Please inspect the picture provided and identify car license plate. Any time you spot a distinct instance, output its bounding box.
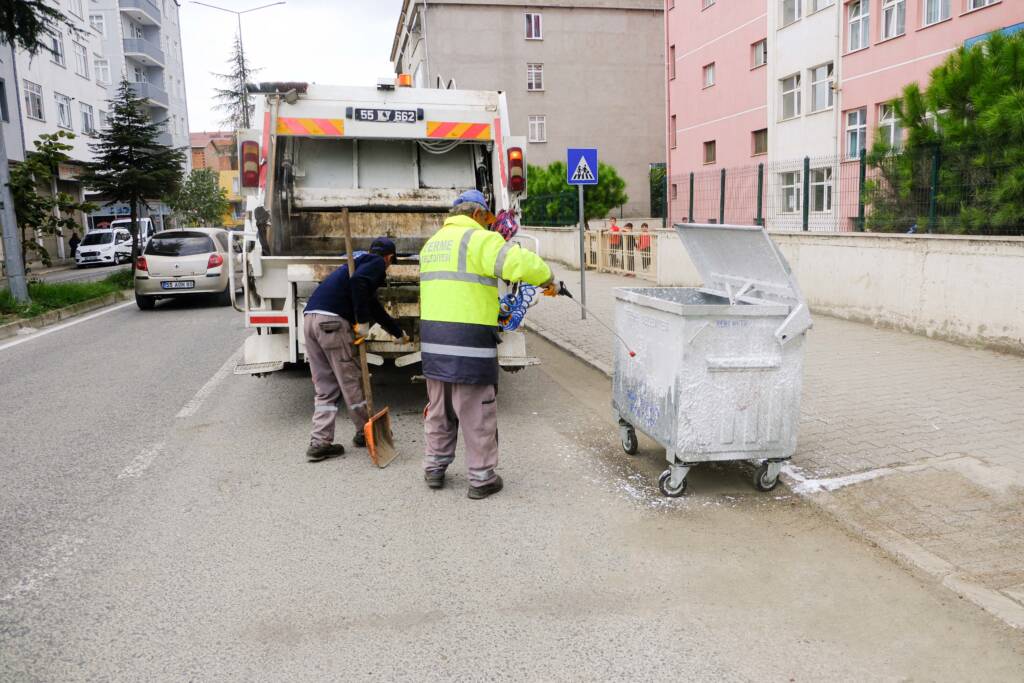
[161,280,195,290]
[354,108,417,123]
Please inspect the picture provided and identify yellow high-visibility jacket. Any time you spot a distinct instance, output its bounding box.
[419,214,551,384]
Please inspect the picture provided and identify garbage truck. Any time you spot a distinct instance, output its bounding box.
[231,79,533,376]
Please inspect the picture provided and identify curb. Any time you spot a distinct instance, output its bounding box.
[0,290,133,342]
[525,319,614,378]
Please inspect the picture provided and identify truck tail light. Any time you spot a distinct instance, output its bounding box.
[241,140,259,188]
[508,147,525,193]
[207,253,224,269]
[136,256,148,272]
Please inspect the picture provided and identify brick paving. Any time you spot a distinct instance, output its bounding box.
[528,263,1024,623]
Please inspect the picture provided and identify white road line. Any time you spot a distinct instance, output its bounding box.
[176,346,243,419]
[0,301,134,353]
[117,442,166,479]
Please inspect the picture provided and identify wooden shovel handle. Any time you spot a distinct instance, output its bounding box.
[341,208,374,416]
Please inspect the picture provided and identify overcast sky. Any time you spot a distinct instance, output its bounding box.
[181,0,404,132]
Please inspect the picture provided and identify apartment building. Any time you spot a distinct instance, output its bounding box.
[391,0,665,216]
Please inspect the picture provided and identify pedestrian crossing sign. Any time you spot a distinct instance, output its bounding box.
[567,148,599,186]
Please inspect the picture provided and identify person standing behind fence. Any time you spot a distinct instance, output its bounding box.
[623,223,635,275]
[638,223,652,273]
[608,217,622,268]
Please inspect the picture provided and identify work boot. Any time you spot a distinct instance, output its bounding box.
[306,442,345,462]
[467,475,503,500]
[352,431,366,448]
[424,470,445,489]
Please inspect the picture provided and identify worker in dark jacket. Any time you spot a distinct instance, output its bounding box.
[302,237,406,461]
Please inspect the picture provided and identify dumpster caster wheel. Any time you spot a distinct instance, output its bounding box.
[621,429,639,455]
[754,463,780,492]
[658,469,687,497]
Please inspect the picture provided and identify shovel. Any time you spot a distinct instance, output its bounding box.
[341,208,399,468]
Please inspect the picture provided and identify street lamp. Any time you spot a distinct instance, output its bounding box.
[190,1,286,128]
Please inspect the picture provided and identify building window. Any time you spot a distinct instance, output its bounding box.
[923,0,950,24]
[95,57,110,85]
[55,92,73,129]
[68,0,83,17]
[129,21,143,39]
[781,0,801,26]
[846,107,867,158]
[89,13,105,36]
[671,183,678,200]
[528,115,546,142]
[809,0,835,11]
[80,103,95,135]
[878,103,903,149]
[881,0,905,39]
[703,140,716,165]
[670,115,677,148]
[527,63,544,91]
[98,109,108,129]
[525,12,542,39]
[752,128,768,155]
[781,171,802,213]
[811,168,833,212]
[47,30,65,66]
[669,45,676,79]
[133,65,148,83]
[809,62,834,112]
[0,79,8,122]
[702,0,715,8]
[848,1,869,51]
[752,39,767,68]
[702,63,715,88]
[73,42,89,78]
[968,0,995,8]
[23,80,44,120]
[781,73,801,119]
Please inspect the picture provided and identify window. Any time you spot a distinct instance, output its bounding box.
[73,43,89,78]
[670,115,677,148]
[809,62,834,112]
[848,1,869,51]
[525,12,542,39]
[923,0,949,25]
[47,30,65,66]
[23,80,44,120]
[752,128,768,155]
[528,115,546,142]
[781,171,802,213]
[671,184,678,200]
[811,168,833,212]
[133,65,148,83]
[80,103,95,135]
[98,109,108,129]
[969,0,996,8]
[846,107,867,158]
[703,140,716,165]
[703,62,715,88]
[878,103,903,148]
[881,0,905,39]
[781,74,801,119]
[702,0,715,8]
[752,39,767,68]
[669,45,676,79]
[89,13,105,35]
[782,0,801,26]
[55,92,73,129]
[809,0,835,10]
[129,21,143,39]
[95,57,110,84]
[527,63,543,91]
[0,79,8,122]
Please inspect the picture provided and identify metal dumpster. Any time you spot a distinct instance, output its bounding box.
[612,223,813,496]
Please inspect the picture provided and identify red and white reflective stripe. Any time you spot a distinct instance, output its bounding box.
[249,314,289,326]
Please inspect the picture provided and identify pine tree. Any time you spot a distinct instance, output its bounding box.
[212,34,258,130]
[81,79,186,276]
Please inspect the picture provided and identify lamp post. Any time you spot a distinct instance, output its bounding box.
[191,1,286,129]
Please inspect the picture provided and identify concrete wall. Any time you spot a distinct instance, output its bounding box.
[524,226,1024,354]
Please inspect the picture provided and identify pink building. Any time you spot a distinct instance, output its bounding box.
[666,0,767,225]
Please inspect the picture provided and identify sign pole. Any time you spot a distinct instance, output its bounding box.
[578,184,586,320]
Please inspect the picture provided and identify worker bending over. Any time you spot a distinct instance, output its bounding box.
[419,190,555,498]
[303,237,405,462]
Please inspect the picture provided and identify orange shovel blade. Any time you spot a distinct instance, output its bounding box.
[364,406,398,468]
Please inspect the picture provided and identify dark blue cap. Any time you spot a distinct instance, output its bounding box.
[369,236,397,256]
[453,189,489,212]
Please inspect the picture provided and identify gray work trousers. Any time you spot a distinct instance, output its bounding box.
[304,313,367,446]
[424,379,499,487]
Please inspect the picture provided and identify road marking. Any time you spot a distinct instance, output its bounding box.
[0,301,134,353]
[117,442,166,479]
[177,346,243,418]
[1,535,84,602]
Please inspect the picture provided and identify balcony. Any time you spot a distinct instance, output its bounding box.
[119,0,161,26]
[155,131,173,147]
[129,81,169,109]
[123,38,164,67]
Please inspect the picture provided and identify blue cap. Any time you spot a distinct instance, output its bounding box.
[452,189,489,212]
[369,236,397,256]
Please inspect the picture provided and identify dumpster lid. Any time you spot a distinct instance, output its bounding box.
[675,223,813,343]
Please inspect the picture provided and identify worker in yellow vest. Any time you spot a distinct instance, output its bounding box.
[419,190,555,499]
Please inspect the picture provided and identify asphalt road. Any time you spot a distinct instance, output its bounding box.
[1,299,1023,680]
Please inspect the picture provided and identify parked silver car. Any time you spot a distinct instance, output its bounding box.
[134,228,241,310]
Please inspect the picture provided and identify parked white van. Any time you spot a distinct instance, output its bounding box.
[74,228,133,267]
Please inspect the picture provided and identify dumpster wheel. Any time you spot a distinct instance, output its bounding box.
[658,469,687,497]
[754,463,781,492]
[621,428,639,455]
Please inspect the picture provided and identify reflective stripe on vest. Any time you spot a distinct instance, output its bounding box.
[420,342,498,358]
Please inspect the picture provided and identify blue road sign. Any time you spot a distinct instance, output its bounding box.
[567,148,598,186]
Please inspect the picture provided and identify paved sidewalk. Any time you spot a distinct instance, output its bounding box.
[528,264,1024,628]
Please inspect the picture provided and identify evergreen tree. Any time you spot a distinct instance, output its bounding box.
[212,34,258,130]
[168,168,230,226]
[81,80,186,275]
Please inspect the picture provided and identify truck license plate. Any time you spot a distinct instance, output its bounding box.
[354,108,417,123]
[161,280,195,289]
